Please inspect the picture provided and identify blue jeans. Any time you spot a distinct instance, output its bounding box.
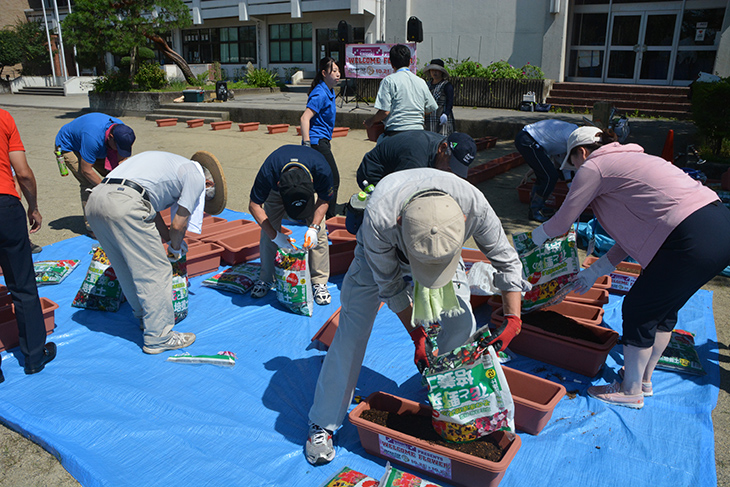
[514,129,561,203]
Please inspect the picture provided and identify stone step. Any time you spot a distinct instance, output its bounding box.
[547,89,690,104]
[553,82,690,96]
[545,96,691,112]
[549,103,692,120]
[145,113,223,123]
[16,87,65,96]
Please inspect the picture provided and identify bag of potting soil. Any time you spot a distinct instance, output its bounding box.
[167,351,236,367]
[171,256,188,324]
[513,226,580,313]
[318,466,379,487]
[379,462,445,487]
[424,325,515,443]
[655,329,706,376]
[202,262,261,294]
[274,247,313,317]
[72,247,125,312]
[34,259,80,285]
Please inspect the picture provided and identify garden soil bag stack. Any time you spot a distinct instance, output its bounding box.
[274,247,313,316]
[513,226,580,312]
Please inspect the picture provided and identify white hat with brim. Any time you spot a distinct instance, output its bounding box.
[402,193,465,289]
[191,151,227,215]
[560,127,603,171]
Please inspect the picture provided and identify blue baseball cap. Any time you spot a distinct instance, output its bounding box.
[111,124,136,158]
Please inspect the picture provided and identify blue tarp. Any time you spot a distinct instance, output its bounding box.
[0,209,719,486]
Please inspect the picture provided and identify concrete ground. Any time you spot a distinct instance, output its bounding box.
[0,93,727,487]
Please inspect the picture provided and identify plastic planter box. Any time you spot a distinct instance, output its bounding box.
[583,256,642,294]
[210,121,232,131]
[186,118,205,128]
[328,229,357,244]
[474,136,498,151]
[0,285,11,308]
[215,226,292,265]
[239,122,260,132]
[0,297,59,352]
[329,240,357,276]
[349,391,521,487]
[332,127,350,138]
[181,216,229,240]
[366,121,385,142]
[542,300,604,327]
[492,307,619,377]
[564,287,609,307]
[325,216,348,233]
[267,124,290,134]
[467,153,524,185]
[196,219,256,242]
[185,242,224,277]
[502,366,566,435]
[312,307,341,347]
[155,118,178,127]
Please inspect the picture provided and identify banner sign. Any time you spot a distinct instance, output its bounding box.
[344,43,417,79]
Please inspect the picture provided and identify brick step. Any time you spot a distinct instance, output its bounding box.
[546,97,691,112]
[149,108,229,120]
[549,103,692,119]
[16,87,65,96]
[145,113,223,123]
[548,89,689,104]
[552,82,690,96]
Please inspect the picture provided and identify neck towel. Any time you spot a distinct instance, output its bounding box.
[411,280,464,327]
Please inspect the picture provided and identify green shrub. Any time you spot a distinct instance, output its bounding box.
[92,71,132,92]
[521,63,544,80]
[691,78,730,156]
[134,62,167,91]
[431,58,544,80]
[245,67,279,88]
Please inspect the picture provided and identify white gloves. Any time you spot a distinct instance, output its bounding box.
[166,240,188,262]
[303,227,318,250]
[531,224,549,247]
[439,113,448,125]
[574,253,615,294]
[272,231,295,252]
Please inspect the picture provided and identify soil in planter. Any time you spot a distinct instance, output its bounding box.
[523,310,603,344]
[615,265,641,275]
[359,408,506,462]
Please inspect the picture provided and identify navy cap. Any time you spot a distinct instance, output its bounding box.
[446,132,476,179]
[111,124,136,158]
[279,165,315,221]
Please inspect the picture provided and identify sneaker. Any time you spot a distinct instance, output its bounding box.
[24,342,57,375]
[251,280,272,298]
[587,380,644,409]
[618,368,653,397]
[313,283,331,305]
[30,241,42,254]
[305,422,335,465]
[143,331,196,355]
[528,207,555,223]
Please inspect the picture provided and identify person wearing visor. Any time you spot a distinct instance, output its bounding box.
[55,113,136,235]
[530,126,730,409]
[85,150,227,355]
[356,130,477,189]
[249,145,334,305]
[305,168,529,465]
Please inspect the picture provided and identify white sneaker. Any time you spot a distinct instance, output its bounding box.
[143,331,196,354]
[305,422,335,465]
[251,280,272,298]
[313,283,331,305]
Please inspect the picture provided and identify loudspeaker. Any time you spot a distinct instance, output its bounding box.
[338,20,352,44]
[407,16,423,43]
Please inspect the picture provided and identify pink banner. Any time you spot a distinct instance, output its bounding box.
[344,43,417,79]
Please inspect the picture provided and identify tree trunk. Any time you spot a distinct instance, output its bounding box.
[145,33,197,86]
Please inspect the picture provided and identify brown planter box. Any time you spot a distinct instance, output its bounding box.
[349,391,521,487]
[0,285,11,308]
[159,209,223,227]
[583,256,641,294]
[295,126,302,136]
[267,124,290,134]
[186,118,205,128]
[332,127,350,138]
[492,306,619,377]
[329,240,357,276]
[155,118,178,127]
[474,136,498,151]
[0,297,59,352]
[215,226,292,265]
[564,287,609,307]
[467,153,524,185]
[195,219,256,242]
[325,215,348,233]
[542,300,604,327]
[239,122,260,132]
[328,228,357,244]
[502,366,566,435]
[517,180,569,207]
[592,274,612,290]
[185,241,224,277]
[210,121,232,131]
[177,216,228,240]
[366,121,384,142]
[311,302,383,347]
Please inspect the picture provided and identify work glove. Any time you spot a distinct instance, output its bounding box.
[530,224,549,247]
[575,253,615,294]
[439,113,448,125]
[166,240,188,262]
[302,227,318,250]
[409,326,433,374]
[272,231,296,252]
[482,314,522,352]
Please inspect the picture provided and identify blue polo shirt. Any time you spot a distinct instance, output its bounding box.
[306,81,336,145]
[250,145,334,205]
[55,112,123,163]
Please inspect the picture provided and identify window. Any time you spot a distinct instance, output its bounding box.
[182,26,257,64]
[269,23,313,63]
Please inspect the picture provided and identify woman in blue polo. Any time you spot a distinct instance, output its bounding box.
[300,57,341,219]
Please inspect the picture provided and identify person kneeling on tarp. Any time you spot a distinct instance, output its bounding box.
[85,151,227,354]
[304,168,530,465]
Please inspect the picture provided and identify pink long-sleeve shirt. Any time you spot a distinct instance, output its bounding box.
[543,143,719,268]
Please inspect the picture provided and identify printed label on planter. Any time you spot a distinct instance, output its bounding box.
[609,272,637,292]
[377,435,452,479]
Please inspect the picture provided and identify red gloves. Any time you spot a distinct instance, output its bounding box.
[409,326,431,373]
[490,315,522,351]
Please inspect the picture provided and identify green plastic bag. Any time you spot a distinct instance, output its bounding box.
[274,248,313,316]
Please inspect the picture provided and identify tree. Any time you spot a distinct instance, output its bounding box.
[0,29,23,76]
[62,0,195,84]
[0,21,50,77]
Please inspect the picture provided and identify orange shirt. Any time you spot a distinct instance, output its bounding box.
[0,109,23,198]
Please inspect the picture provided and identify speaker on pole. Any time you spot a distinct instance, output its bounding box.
[338,20,352,44]
[407,16,423,43]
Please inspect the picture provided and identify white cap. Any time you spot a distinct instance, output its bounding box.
[560,127,603,171]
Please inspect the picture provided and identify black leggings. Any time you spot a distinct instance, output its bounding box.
[622,201,730,347]
[312,138,340,218]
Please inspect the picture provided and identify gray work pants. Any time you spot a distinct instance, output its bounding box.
[308,243,475,431]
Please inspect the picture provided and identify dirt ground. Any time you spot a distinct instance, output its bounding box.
[0,106,728,486]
